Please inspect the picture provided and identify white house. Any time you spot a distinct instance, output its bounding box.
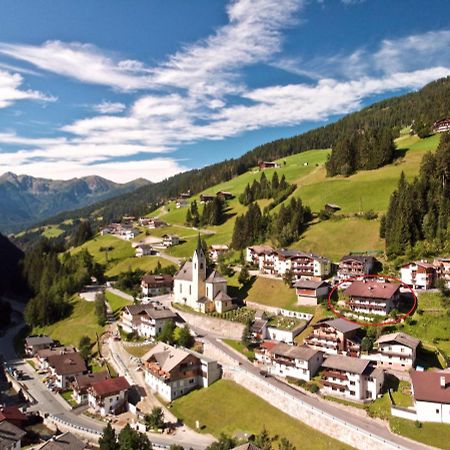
[135,244,157,257]
[142,343,221,401]
[321,355,384,401]
[433,257,450,287]
[374,332,420,370]
[294,279,330,306]
[87,376,130,416]
[36,346,75,370]
[410,370,450,423]
[268,343,323,381]
[209,244,229,262]
[246,245,275,270]
[173,238,235,313]
[46,352,87,389]
[274,249,331,280]
[73,371,110,405]
[400,261,436,290]
[162,234,180,247]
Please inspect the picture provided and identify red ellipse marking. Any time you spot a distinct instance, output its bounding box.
[327,273,417,327]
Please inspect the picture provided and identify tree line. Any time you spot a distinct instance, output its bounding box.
[22,239,104,326]
[382,133,450,257]
[186,197,226,227]
[231,197,312,249]
[239,172,293,205]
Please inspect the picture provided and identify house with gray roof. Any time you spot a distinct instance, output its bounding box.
[173,236,235,313]
[321,355,384,401]
[0,420,26,450]
[24,335,54,356]
[39,432,86,450]
[374,332,421,370]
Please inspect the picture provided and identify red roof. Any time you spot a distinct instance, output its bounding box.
[411,371,450,404]
[344,280,400,300]
[260,340,278,351]
[0,406,27,424]
[90,376,130,398]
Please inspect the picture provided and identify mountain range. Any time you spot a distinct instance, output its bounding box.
[0,173,150,233]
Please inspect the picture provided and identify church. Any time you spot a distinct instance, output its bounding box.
[173,237,235,314]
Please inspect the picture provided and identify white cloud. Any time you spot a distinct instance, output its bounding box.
[0,69,55,108]
[93,101,126,114]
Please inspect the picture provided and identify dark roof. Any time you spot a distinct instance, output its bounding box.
[37,346,76,360]
[25,335,54,346]
[47,352,87,376]
[214,291,233,302]
[174,261,193,281]
[206,269,227,283]
[141,274,173,287]
[74,371,110,391]
[0,406,27,424]
[411,371,450,404]
[270,343,321,361]
[90,376,130,398]
[294,279,330,290]
[251,319,268,334]
[322,355,371,375]
[0,421,26,448]
[276,249,329,262]
[344,281,400,300]
[39,432,86,450]
[340,254,377,264]
[318,318,360,333]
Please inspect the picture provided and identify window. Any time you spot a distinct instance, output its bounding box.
[350,381,355,386]
[200,263,204,269]
[189,285,192,295]
[436,409,439,414]
[179,284,182,293]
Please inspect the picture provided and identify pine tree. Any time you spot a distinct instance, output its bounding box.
[99,423,119,450]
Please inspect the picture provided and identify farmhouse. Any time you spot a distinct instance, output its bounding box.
[176,199,188,208]
[374,332,420,370]
[24,335,54,356]
[162,234,180,247]
[47,352,87,389]
[321,355,384,401]
[294,279,330,306]
[87,376,130,416]
[400,261,436,290]
[135,244,158,257]
[338,255,379,280]
[304,318,361,357]
[142,342,221,401]
[343,280,400,316]
[36,346,76,370]
[139,218,167,229]
[120,304,177,338]
[173,238,235,313]
[259,161,280,170]
[246,245,275,271]
[209,244,229,262]
[409,371,450,423]
[73,371,110,405]
[433,118,450,133]
[141,274,173,296]
[216,191,234,200]
[267,343,323,381]
[101,223,138,240]
[200,194,216,203]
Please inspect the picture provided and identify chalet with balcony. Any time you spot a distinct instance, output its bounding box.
[246,245,275,271]
[73,371,110,405]
[304,318,361,357]
[409,371,450,423]
[433,257,450,287]
[321,355,384,401]
[294,279,330,306]
[433,118,450,133]
[121,304,177,339]
[400,261,436,290]
[374,332,420,370]
[268,343,323,381]
[343,280,400,316]
[141,274,173,296]
[36,346,75,370]
[338,255,379,280]
[87,376,130,416]
[142,343,221,401]
[47,352,87,389]
[162,234,180,247]
[274,249,331,280]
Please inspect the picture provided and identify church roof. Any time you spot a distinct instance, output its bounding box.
[214,291,232,302]
[206,270,227,283]
[174,261,193,281]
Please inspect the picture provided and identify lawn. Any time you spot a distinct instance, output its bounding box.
[242,277,298,310]
[366,380,412,420]
[32,296,104,347]
[71,234,134,267]
[105,291,132,314]
[42,225,64,238]
[124,343,154,358]
[389,417,450,450]
[106,255,174,277]
[170,379,352,450]
[60,390,77,408]
[223,339,255,361]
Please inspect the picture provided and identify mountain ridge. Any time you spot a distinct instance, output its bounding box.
[0,173,150,233]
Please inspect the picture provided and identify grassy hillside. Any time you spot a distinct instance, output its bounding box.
[170,379,352,450]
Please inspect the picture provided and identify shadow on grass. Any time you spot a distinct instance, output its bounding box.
[416,346,443,369]
[228,276,256,304]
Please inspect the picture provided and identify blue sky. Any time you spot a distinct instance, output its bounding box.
[0,0,449,182]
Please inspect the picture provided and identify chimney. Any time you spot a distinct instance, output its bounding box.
[440,376,446,388]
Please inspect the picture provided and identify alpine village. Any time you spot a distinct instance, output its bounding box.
[2,9,450,450]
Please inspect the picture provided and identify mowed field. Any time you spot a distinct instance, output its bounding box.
[170,379,352,450]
